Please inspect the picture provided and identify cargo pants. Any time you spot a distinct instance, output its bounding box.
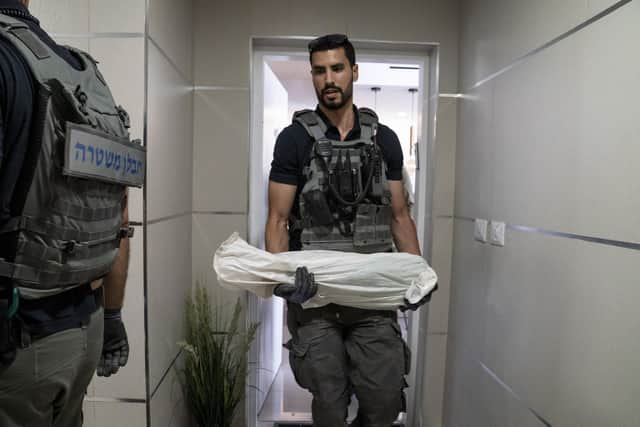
[0,307,104,427]
[286,303,410,427]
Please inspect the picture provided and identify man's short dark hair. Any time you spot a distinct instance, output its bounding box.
[308,34,356,66]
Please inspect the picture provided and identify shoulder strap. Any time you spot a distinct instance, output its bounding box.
[0,14,95,86]
[358,107,378,141]
[293,109,327,141]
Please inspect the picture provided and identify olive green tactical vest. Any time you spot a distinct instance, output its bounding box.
[0,14,146,299]
[294,108,393,253]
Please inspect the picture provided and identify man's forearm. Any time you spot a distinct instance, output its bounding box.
[265,217,289,254]
[103,235,129,310]
[391,215,421,256]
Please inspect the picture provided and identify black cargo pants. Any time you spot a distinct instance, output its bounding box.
[286,303,410,427]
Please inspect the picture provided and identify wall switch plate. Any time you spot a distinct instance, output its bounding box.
[474,219,488,243]
[489,221,506,246]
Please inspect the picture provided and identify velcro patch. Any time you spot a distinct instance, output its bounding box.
[63,123,145,187]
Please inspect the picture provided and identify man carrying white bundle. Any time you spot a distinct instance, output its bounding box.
[265,34,436,427]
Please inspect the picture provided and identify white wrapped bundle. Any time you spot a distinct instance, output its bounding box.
[213,233,438,311]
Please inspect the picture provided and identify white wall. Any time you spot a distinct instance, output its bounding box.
[146,0,194,425]
[446,1,640,426]
[192,1,460,426]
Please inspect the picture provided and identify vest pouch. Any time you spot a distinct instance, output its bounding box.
[354,204,392,247]
[302,190,334,227]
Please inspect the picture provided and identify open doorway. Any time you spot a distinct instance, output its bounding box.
[248,38,433,427]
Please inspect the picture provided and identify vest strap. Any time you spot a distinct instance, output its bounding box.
[0,216,119,242]
[0,258,113,288]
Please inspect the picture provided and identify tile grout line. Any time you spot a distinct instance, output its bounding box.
[149,349,183,400]
[464,0,633,92]
[454,216,640,250]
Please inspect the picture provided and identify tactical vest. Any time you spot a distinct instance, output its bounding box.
[0,14,146,299]
[293,108,393,253]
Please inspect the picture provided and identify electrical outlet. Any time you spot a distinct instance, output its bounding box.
[474,219,488,243]
[489,221,506,246]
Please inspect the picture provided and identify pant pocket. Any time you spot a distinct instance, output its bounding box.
[286,339,313,390]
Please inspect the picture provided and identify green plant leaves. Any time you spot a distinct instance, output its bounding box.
[177,285,259,427]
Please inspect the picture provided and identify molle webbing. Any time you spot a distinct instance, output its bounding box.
[293,108,393,253]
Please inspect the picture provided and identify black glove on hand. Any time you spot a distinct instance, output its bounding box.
[400,283,439,312]
[97,310,129,377]
[274,266,318,305]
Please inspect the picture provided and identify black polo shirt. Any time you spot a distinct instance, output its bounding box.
[269,105,404,249]
[0,2,98,331]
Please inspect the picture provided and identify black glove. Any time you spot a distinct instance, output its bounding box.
[97,311,129,377]
[400,283,439,312]
[274,266,318,304]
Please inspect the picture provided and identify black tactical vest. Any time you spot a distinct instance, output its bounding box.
[293,108,393,253]
[0,13,145,299]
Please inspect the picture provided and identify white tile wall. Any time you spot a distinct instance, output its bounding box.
[149,363,190,427]
[50,37,89,52]
[146,42,194,222]
[453,81,495,220]
[148,0,193,81]
[146,215,192,392]
[433,98,457,218]
[422,334,447,427]
[28,0,89,34]
[428,217,453,334]
[193,90,250,213]
[89,0,145,33]
[449,3,640,424]
[488,2,640,242]
[192,213,248,306]
[193,0,250,87]
[83,401,147,427]
[459,0,593,89]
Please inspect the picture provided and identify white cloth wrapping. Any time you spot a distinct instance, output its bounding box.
[213,233,438,311]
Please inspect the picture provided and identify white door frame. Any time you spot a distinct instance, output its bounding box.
[247,36,441,427]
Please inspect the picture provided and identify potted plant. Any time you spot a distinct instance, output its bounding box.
[178,285,259,427]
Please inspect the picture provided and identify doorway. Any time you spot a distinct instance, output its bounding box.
[248,37,436,427]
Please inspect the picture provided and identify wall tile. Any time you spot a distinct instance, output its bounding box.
[149,364,189,427]
[51,37,89,52]
[422,333,447,427]
[192,213,248,307]
[28,0,89,34]
[459,0,592,89]
[428,217,453,334]
[89,401,147,427]
[90,229,146,399]
[453,81,495,220]
[482,227,640,427]
[193,90,249,213]
[149,0,193,82]
[147,43,194,222]
[455,0,640,243]
[147,215,192,391]
[89,0,145,33]
[194,0,250,87]
[432,98,457,217]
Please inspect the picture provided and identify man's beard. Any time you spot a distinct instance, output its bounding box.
[316,82,353,110]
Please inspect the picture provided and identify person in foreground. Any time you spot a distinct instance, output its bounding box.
[265,33,432,426]
[0,1,143,425]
